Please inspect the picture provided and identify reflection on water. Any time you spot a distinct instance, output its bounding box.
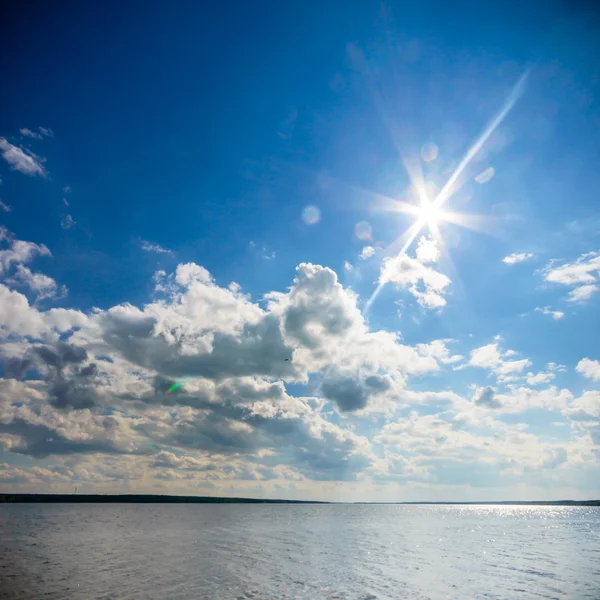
[1,504,599,599]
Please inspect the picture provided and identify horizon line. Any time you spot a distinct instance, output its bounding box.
[1,493,599,505]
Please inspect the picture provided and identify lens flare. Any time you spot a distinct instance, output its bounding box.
[166,382,183,395]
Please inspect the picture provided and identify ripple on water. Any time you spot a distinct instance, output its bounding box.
[0,504,599,600]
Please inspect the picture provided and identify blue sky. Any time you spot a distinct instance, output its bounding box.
[1,1,599,501]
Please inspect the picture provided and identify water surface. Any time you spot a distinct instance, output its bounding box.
[1,504,599,599]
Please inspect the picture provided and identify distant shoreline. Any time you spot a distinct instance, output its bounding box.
[1,494,599,506]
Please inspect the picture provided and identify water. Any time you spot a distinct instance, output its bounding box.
[1,504,599,599]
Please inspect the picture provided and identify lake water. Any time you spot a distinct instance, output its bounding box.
[1,503,599,599]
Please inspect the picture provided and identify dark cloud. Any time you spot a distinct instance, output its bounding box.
[3,356,33,379]
[47,373,99,410]
[57,342,87,365]
[365,375,392,392]
[133,381,374,481]
[33,342,87,370]
[321,372,391,412]
[0,418,126,458]
[473,386,502,409]
[101,311,296,381]
[79,363,98,377]
[33,345,62,369]
[12,342,100,410]
[321,376,368,412]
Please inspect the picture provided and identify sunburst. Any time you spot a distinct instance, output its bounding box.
[363,70,530,315]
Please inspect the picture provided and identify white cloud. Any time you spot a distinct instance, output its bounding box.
[5,260,441,415]
[545,252,600,285]
[0,284,49,337]
[39,127,54,138]
[140,240,172,254]
[416,339,463,365]
[10,265,63,301]
[0,227,64,309]
[526,371,555,386]
[535,306,564,320]
[0,138,46,176]
[503,252,534,264]
[1,227,598,496]
[544,252,600,304]
[416,236,440,263]
[343,261,353,272]
[380,238,450,309]
[20,128,42,140]
[359,246,376,260]
[564,390,600,422]
[468,342,532,382]
[576,358,600,381]
[469,343,503,369]
[0,228,51,274]
[568,284,598,303]
[0,200,11,213]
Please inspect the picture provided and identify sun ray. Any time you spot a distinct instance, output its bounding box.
[441,211,514,240]
[433,70,530,210]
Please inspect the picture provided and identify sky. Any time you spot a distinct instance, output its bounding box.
[1,0,600,501]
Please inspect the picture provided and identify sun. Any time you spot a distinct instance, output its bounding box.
[417,200,443,228]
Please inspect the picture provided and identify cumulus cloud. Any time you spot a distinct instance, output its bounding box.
[379,237,450,309]
[0,138,46,176]
[321,371,392,412]
[0,380,139,458]
[0,227,51,273]
[0,233,594,494]
[0,201,11,213]
[576,358,600,381]
[0,228,62,301]
[343,261,353,272]
[10,265,64,300]
[526,371,555,386]
[415,236,440,263]
[0,284,49,337]
[468,342,531,382]
[10,257,436,419]
[359,246,376,260]
[5,342,100,410]
[564,390,600,422]
[544,252,600,303]
[503,252,534,264]
[56,260,436,408]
